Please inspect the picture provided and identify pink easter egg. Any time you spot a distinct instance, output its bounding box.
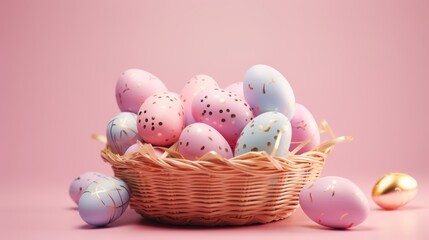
[137,92,185,146]
[180,74,219,126]
[225,81,244,99]
[124,142,164,156]
[69,172,105,205]
[116,69,168,113]
[289,103,320,154]
[192,88,253,147]
[300,176,370,229]
[178,123,233,160]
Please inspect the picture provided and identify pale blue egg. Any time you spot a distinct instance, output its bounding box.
[106,112,142,155]
[235,111,292,157]
[243,64,296,119]
[78,176,130,227]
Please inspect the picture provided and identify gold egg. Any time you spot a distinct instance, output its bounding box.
[372,172,418,210]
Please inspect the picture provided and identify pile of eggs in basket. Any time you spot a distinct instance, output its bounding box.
[110,64,321,159]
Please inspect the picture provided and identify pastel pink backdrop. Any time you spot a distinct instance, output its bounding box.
[1,0,428,239]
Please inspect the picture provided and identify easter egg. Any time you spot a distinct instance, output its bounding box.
[178,123,233,160]
[116,69,168,113]
[192,88,253,147]
[69,172,105,205]
[180,74,219,126]
[234,111,291,157]
[243,64,295,119]
[289,103,320,154]
[78,176,130,227]
[300,176,370,229]
[106,112,142,155]
[137,92,185,146]
[372,172,418,210]
[225,81,244,99]
[124,142,164,157]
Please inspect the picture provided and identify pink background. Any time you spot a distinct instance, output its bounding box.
[2,0,428,239]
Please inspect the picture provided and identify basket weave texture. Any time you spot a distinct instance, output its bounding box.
[100,123,347,226]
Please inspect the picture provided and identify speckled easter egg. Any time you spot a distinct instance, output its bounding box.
[137,92,185,146]
[192,88,253,147]
[78,176,130,227]
[235,111,291,157]
[180,74,219,125]
[106,112,142,155]
[116,69,168,113]
[69,172,105,205]
[243,64,295,119]
[225,81,244,99]
[289,103,320,154]
[178,123,233,160]
[300,176,370,229]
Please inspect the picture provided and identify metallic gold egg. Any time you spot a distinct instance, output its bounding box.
[372,172,418,210]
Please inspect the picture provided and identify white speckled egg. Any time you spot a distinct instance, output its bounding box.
[137,92,185,146]
[243,64,295,119]
[300,176,370,229]
[78,176,130,227]
[106,112,142,155]
[178,123,233,160]
[289,103,320,154]
[192,88,253,147]
[69,172,105,205]
[116,69,168,113]
[235,111,291,157]
[180,74,219,125]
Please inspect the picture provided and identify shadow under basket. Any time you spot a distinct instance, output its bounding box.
[100,122,350,227]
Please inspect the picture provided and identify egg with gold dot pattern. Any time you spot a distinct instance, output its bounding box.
[78,176,130,227]
[106,112,142,155]
[178,123,233,160]
[234,111,291,157]
[69,172,105,205]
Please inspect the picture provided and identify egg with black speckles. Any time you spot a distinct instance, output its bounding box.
[69,172,105,205]
[234,111,291,157]
[192,88,253,147]
[243,64,295,119]
[225,81,244,99]
[137,92,185,146]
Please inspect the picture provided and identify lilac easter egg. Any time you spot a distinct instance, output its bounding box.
[137,92,185,146]
[116,69,168,113]
[225,81,244,99]
[243,64,295,119]
[192,88,253,147]
[289,103,320,154]
[235,111,291,157]
[124,142,164,157]
[106,112,142,155]
[69,172,105,205]
[78,176,130,227]
[300,176,370,229]
[180,74,219,126]
[178,123,233,160]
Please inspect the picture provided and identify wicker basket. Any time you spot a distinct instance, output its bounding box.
[99,121,349,226]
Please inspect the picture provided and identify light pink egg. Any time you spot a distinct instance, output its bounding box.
[137,92,185,146]
[225,82,244,99]
[116,69,168,113]
[178,123,233,160]
[192,88,253,147]
[300,176,370,229]
[180,75,219,126]
[124,142,164,156]
[289,103,320,154]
